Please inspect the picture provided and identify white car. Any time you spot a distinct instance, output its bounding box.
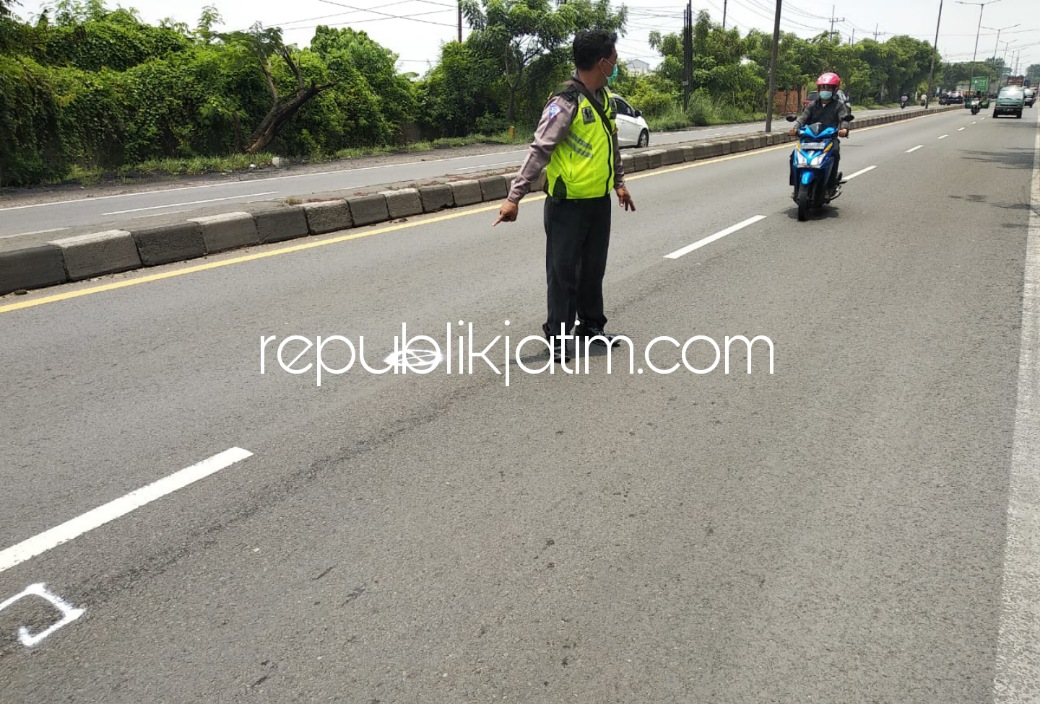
[611,95,651,148]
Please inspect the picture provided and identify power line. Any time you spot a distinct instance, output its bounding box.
[316,0,458,27]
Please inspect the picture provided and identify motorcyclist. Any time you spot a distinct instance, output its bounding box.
[900,93,908,108]
[789,72,850,196]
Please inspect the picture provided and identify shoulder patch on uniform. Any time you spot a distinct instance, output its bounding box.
[547,103,562,119]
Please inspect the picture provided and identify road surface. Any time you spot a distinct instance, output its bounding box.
[1,106,1037,703]
[0,106,914,243]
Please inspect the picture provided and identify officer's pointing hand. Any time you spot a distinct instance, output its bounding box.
[494,200,518,226]
[617,187,635,212]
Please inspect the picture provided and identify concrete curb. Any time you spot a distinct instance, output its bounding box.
[303,200,353,234]
[50,230,140,281]
[0,106,960,298]
[189,212,259,253]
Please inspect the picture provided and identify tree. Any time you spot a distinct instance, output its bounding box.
[1026,64,1040,85]
[417,40,500,137]
[461,0,626,123]
[224,24,340,154]
[310,25,416,128]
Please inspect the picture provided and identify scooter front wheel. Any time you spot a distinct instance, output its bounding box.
[797,183,810,221]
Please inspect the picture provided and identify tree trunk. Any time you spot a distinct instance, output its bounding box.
[245,83,325,154]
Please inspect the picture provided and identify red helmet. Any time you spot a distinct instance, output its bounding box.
[817,72,841,88]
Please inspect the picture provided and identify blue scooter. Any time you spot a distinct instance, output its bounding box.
[786,114,853,221]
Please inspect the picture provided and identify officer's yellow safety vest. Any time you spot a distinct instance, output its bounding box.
[546,84,617,200]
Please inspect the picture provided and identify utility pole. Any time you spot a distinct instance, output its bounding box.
[925,0,943,108]
[850,28,855,45]
[956,0,1001,99]
[723,0,727,29]
[457,0,462,42]
[765,0,782,133]
[828,5,844,36]
[983,23,1019,81]
[683,0,693,111]
[874,23,879,41]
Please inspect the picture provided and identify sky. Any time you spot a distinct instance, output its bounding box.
[11,0,1040,77]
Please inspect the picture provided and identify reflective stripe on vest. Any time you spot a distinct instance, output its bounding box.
[546,88,616,199]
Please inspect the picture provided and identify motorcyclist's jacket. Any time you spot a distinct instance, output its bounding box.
[793,98,850,132]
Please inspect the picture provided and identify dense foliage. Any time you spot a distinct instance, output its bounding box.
[0,0,995,187]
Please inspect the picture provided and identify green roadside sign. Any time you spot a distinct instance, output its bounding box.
[971,76,990,93]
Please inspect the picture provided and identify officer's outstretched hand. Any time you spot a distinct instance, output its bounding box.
[838,128,849,138]
[494,200,518,226]
[617,187,635,212]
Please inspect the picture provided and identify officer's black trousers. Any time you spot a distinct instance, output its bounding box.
[542,194,611,339]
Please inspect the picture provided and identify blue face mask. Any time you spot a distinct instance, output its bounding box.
[819,90,833,100]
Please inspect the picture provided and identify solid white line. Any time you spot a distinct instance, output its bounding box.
[665,215,766,260]
[993,111,1040,703]
[0,227,67,239]
[0,448,253,574]
[103,192,277,215]
[0,151,531,213]
[843,165,877,181]
[455,160,521,173]
[959,127,967,131]
[938,134,949,140]
[906,145,924,153]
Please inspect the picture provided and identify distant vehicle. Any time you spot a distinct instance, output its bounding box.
[945,91,965,105]
[993,85,1025,118]
[1025,88,1036,108]
[611,95,650,148]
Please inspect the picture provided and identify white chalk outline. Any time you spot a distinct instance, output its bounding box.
[0,583,85,647]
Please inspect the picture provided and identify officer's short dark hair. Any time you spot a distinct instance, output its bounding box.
[573,29,617,71]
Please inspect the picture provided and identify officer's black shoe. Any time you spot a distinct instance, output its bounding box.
[546,336,572,362]
[573,325,623,348]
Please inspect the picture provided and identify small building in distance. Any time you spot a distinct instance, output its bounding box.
[625,59,650,77]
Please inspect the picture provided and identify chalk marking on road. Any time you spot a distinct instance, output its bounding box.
[0,227,67,240]
[992,108,1040,704]
[0,448,253,573]
[0,113,959,314]
[938,134,949,139]
[843,165,877,181]
[664,216,767,260]
[0,584,85,647]
[906,145,924,153]
[103,193,277,215]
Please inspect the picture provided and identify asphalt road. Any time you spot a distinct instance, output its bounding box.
[1,106,1038,703]
[0,106,914,243]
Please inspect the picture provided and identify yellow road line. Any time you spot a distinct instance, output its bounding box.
[0,111,948,315]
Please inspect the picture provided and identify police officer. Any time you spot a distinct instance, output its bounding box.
[494,28,636,362]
